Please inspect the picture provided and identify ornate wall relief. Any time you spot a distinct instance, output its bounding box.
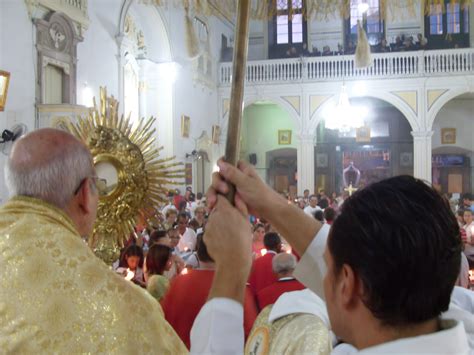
[35,12,83,104]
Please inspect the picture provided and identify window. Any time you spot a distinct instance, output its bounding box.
[429,4,443,35]
[346,0,384,48]
[270,0,307,58]
[425,1,469,49]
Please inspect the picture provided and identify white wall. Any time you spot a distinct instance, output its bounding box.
[76,0,122,104]
[309,16,343,53]
[0,0,36,203]
[386,0,423,43]
[432,99,474,192]
[432,99,474,151]
[159,5,233,186]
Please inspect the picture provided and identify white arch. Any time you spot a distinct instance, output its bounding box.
[308,90,420,134]
[427,88,472,130]
[220,95,302,135]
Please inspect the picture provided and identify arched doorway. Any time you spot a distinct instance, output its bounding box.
[240,101,298,188]
[315,97,414,196]
[266,148,298,197]
[119,1,174,157]
[431,93,474,195]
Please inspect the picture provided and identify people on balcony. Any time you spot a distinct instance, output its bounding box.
[416,33,428,50]
[376,39,391,53]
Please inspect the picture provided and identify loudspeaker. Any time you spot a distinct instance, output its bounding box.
[249,153,257,165]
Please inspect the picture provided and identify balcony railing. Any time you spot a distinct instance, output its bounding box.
[219,48,474,85]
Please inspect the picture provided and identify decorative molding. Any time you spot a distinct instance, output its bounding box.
[427,89,448,110]
[42,56,70,75]
[123,14,147,58]
[296,132,314,144]
[411,130,434,139]
[35,12,83,105]
[391,90,418,114]
[25,0,89,33]
[281,96,301,115]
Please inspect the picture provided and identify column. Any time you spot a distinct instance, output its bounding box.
[411,130,433,183]
[297,133,315,195]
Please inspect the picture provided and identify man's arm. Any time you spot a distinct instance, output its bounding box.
[190,195,252,354]
[208,159,322,256]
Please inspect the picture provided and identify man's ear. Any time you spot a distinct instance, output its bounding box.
[339,264,359,309]
[77,178,94,214]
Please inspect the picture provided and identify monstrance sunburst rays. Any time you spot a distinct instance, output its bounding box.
[68,87,184,264]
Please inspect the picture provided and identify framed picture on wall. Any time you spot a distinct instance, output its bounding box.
[441,128,456,144]
[400,152,413,167]
[0,70,11,111]
[316,153,328,168]
[278,130,292,145]
[356,126,371,142]
[181,115,190,138]
[212,125,220,144]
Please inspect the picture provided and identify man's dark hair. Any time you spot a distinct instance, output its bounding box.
[149,229,168,246]
[324,207,336,222]
[146,244,172,275]
[264,232,281,251]
[314,210,324,222]
[328,175,461,326]
[197,233,214,262]
[178,212,188,221]
[318,198,329,209]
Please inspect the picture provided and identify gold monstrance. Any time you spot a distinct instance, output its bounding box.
[68,87,184,264]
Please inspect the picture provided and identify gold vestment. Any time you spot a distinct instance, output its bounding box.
[245,305,332,355]
[0,196,187,354]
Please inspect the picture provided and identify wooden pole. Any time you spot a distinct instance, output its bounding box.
[224,0,251,203]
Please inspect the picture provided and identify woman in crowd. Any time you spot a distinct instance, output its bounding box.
[190,206,206,230]
[252,223,266,258]
[145,244,173,301]
[118,244,145,287]
[164,227,186,279]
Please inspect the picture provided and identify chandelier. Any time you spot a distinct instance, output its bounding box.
[324,85,366,133]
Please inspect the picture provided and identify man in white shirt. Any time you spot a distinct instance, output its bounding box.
[191,160,469,354]
[304,194,322,217]
[177,212,197,252]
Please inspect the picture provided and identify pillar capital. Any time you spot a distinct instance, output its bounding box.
[411,130,434,139]
[296,132,314,144]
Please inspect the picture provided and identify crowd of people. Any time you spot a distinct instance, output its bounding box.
[1,128,474,353]
[111,182,474,350]
[283,33,465,59]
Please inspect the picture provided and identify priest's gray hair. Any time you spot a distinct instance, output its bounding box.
[5,141,94,209]
[272,252,297,274]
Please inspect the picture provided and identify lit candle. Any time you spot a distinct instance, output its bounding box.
[125,268,135,281]
[260,248,267,256]
[181,267,188,275]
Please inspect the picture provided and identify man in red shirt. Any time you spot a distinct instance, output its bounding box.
[248,232,281,295]
[256,252,305,310]
[161,233,257,349]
